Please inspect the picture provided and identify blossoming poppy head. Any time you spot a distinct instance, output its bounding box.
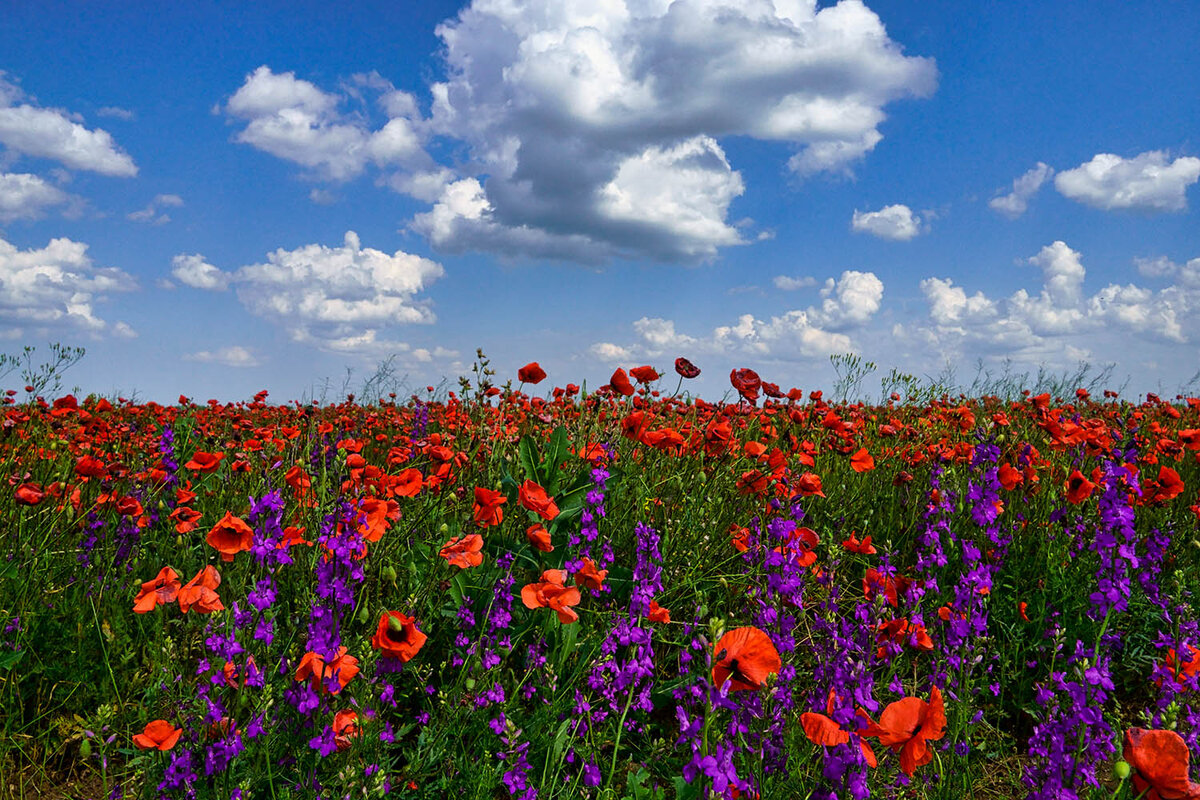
[371,611,428,662]
[518,362,547,385]
[1123,727,1200,800]
[472,486,507,527]
[295,647,359,694]
[133,719,182,751]
[519,480,559,521]
[440,533,485,568]
[609,368,635,397]
[206,511,254,562]
[629,365,660,384]
[574,557,607,590]
[178,565,224,614]
[873,686,947,776]
[674,357,701,379]
[184,450,224,473]
[525,523,553,552]
[711,626,781,692]
[333,710,360,752]
[133,566,181,613]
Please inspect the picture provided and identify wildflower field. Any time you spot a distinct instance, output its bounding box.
[4,356,1200,800]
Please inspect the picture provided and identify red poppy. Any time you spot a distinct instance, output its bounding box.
[850,448,875,473]
[133,566,181,613]
[184,450,224,473]
[647,601,671,623]
[178,565,224,614]
[1065,469,1095,504]
[711,626,781,692]
[525,523,553,552]
[730,368,761,403]
[333,710,360,751]
[842,532,876,555]
[800,690,879,767]
[133,719,182,751]
[609,368,635,397]
[870,686,947,776]
[169,506,203,534]
[1160,645,1200,687]
[863,568,909,607]
[74,455,107,479]
[674,357,701,379]
[1123,728,1200,800]
[1150,467,1185,504]
[371,611,428,662]
[472,486,507,527]
[997,463,1023,490]
[14,482,45,506]
[222,655,258,689]
[574,557,607,590]
[519,480,559,521]
[392,468,423,498]
[518,362,547,384]
[630,365,660,384]
[206,511,254,562]
[795,472,826,498]
[295,647,360,694]
[1018,601,1030,622]
[521,569,582,624]
[356,497,398,543]
[439,533,484,568]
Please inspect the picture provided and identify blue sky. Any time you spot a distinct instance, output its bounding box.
[2,1,1199,402]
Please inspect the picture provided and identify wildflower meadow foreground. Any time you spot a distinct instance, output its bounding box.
[4,356,1200,800]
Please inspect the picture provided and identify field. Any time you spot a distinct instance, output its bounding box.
[3,357,1200,799]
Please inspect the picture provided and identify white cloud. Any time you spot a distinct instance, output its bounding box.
[128,193,184,224]
[0,75,137,177]
[223,66,431,183]
[185,345,261,367]
[170,254,230,291]
[1054,150,1200,212]
[240,2,934,263]
[96,106,135,121]
[989,162,1053,219]
[0,172,78,221]
[1134,255,1179,279]
[850,204,923,240]
[0,235,137,338]
[773,275,817,291]
[593,269,883,363]
[230,231,444,351]
[901,241,1200,369]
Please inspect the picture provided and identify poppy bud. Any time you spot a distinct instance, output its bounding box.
[387,613,406,633]
[381,566,397,584]
[465,677,476,691]
[79,738,92,758]
[1112,760,1131,780]
[439,522,449,534]
[358,605,371,625]
[175,535,184,547]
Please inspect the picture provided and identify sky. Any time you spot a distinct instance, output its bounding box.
[2,0,1199,403]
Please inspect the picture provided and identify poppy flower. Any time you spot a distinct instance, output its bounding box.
[1150,467,1185,504]
[525,523,553,552]
[850,448,875,473]
[521,570,582,624]
[14,482,45,506]
[439,533,484,568]
[800,690,879,767]
[997,463,1023,490]
[1123,728,1200,800]
[1065,469,1095,504]
[133,719,182,751]
[74,455,107,479]
[518,362,547,384]
[870,686,947,776]
[609,368,635,397]
[795,472,826,498]
[472,486,507,528]
[392,468,423,498]
[206,511,254,562]
[333,710,360,752]
[711,626,781,692]
[674,357,701,379]
[178,565,224,614]
[355,497,398,543]
[842,532,876,555]
[133,566,181,613]
[574,557,607,590]
[222,655,258,689]
[1159,645,1200,687]
[295,647,360,694]
[371,611,428,663]
[184,450,224,473]
[647,601,671,623]
[519,480,559,521]
[730,368,761,403]
[630,365,660,384]
[169,506,202,534]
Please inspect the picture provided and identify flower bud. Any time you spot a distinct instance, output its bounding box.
[387,613,405,633]
[1112,760,1131,780]
[381,566,397,584]
[79,738,92,758]
[357,605,371,625]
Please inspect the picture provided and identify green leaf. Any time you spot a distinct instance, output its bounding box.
[544,426,570,494]
[0,648,26,671]
[550,716,573,765]
[518,435,542,486]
